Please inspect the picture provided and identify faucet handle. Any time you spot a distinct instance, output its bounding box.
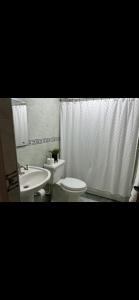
[25,164,29,170]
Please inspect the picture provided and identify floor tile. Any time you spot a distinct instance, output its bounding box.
[80,193,116,202]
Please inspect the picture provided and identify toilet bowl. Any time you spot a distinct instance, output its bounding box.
[53,177,87,202]
[44,160,87,202]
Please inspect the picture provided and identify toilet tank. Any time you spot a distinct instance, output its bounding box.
[44,160,65,184]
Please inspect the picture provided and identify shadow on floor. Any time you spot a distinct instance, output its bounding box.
[80,192,118,202]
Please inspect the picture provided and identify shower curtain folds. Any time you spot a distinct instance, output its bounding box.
[60,98,139,201]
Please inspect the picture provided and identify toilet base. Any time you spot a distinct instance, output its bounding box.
[52,183,86,202]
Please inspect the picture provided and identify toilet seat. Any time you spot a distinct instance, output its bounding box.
[60,177,87,192]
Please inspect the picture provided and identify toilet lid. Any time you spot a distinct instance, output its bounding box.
[61,177,87,191]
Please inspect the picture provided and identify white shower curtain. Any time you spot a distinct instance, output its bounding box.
[60,99,139,200]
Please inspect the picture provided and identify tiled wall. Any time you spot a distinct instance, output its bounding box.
[16,98,60,167]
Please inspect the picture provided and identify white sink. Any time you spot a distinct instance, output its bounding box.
[19,166,51,202]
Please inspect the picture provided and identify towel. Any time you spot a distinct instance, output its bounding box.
[129,188,138,202]
[129,157,139,202]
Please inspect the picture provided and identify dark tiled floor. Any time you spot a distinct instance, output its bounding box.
[34,192,118,202]
[80,192,117,202]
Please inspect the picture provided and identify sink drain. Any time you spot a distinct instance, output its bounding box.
[23,185,29,189]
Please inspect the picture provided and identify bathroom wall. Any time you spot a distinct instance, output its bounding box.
[15,98,60,167]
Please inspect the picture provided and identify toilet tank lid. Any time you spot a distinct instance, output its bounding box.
[61,178,87,191]
[44,159,65,170]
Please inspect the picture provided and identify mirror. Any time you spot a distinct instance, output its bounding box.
[12,102,29,147]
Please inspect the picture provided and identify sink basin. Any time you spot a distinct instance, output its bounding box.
[19,166,51,202]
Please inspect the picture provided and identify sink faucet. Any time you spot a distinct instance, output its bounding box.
[17,162,29,175]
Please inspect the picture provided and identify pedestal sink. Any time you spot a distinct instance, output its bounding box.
[19,166,51,202]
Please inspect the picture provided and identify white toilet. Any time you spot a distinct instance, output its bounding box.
[44,160,87,202]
